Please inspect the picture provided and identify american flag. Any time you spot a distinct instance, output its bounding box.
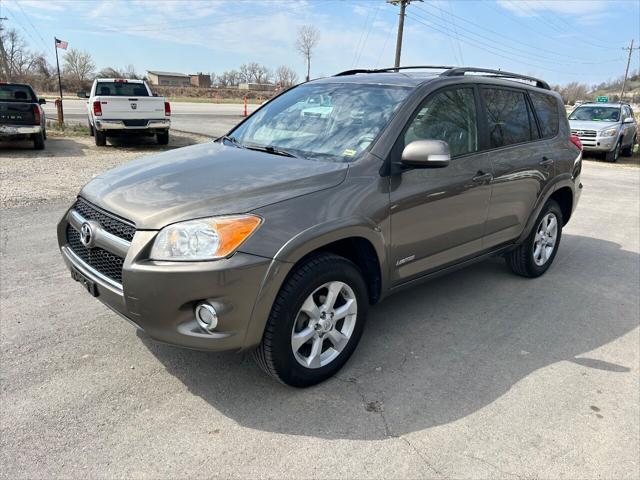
[55,38,68,50]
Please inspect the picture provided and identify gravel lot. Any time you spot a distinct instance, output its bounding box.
[1,137,639,479]
[0,132,208,208]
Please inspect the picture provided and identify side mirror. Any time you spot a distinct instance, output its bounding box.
[623,117,634,124]
[77,91,88,99]
[38,98,46,105]
[401,140,451,168]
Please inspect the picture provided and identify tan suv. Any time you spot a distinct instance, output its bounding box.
[58,67,583,387]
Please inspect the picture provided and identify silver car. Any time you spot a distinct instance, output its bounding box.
[569,102,637,162]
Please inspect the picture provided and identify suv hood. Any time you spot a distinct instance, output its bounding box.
[569,120,620,132]
[80,142,348,229]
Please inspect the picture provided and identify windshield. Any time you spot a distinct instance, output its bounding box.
[0,84,36,102]
[229,83,411,162]
[569,106,620,122]
[95,82,149,96]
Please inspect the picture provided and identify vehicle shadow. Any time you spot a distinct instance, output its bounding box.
[138,234,639,440]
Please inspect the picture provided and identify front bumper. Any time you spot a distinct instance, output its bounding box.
[94,119,170,131]
[57,207,278,352]
[575,134,617,152]
[0,124,41,136]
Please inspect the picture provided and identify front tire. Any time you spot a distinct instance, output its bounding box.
[253,253,368,387]
[94,129,106,146]
[621,135,636,157]
[506,200,563,278]
[604,139,621,162]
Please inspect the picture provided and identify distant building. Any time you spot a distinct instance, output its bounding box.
[147,71,191,87]
[238,82,276,92]
[190,73,211,88]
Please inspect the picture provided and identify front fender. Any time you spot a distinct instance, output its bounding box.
[241,217,388,349]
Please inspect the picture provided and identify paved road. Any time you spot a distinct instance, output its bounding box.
[1,162,639,478]
[43,98,259,137]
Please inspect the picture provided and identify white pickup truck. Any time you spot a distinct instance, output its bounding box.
[81,78,170,146]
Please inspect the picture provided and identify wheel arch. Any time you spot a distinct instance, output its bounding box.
[242,221,388,350]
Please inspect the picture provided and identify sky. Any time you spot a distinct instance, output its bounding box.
[1,0,639,87]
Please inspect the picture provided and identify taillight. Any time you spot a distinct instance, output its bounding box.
[93,101,102,116]
[570,135,583,151]
[33,105,41,125]
[164,101,171,116]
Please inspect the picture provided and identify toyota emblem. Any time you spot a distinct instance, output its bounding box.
[80,222,95,248]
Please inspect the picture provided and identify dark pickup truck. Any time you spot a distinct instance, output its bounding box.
[0,82,47,149]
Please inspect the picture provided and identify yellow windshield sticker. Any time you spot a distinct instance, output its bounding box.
[343,149,357,157]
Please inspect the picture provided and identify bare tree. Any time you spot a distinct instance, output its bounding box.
[295,25,319,82]
[62,48,95,89]
[274,65,299,87]
[553,81,590,105]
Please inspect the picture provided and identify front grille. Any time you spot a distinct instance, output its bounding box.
[73,198,135,241]
[66,225,124,284]
[123,119,148,127]
[571,129,597,138]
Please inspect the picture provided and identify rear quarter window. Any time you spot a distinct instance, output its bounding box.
[530,91,560,138]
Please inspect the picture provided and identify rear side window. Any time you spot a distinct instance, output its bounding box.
[95,82,149,97]
[481,88,537,148]
[530,91,560,138]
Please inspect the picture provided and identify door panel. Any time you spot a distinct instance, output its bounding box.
[390,153,493,282]
[479,87,552,248]
[389,86,492,285]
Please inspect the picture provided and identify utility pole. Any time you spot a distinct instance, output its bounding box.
[620,39,639,101]
[0,13,10,80]
[387,0,422,68]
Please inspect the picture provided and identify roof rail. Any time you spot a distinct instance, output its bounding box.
[441,67,550,90]
[334,65,455,76]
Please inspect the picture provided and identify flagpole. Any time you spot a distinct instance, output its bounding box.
[54,37,64,125]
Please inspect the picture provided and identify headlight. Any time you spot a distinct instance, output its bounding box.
[600,127,618,137]
[150,215,262,261]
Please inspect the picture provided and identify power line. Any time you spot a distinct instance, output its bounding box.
[13,0,48,50]
[414,2,624,65]
[354,1,382,67]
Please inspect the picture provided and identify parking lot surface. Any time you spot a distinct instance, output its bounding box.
[1,154,639,478]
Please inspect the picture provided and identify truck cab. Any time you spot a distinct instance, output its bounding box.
[82,79,171,146]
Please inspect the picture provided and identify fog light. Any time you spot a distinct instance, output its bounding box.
[195,303,218,332]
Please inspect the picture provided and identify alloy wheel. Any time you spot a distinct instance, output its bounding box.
[532,212,558,266]
[291,281,358,369]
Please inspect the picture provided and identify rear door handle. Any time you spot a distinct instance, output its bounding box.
[472,172,493,183]
[539,157,554,167]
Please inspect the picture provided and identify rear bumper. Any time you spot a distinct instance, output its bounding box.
[94,118,170,131]
[0,124,41,136]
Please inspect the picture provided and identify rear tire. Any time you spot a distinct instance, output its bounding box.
[506,200,563,278]
[157,130,169,145]
[253,253,368,387]
[33,131,45,150]
[95,129,106,146]
[604,139,621,162]
[621,135,636,157]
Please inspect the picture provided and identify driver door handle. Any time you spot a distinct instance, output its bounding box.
[472,171,493,183]
[539,157,554,167]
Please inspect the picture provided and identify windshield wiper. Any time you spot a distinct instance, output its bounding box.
[218,135,244,148]
[244,144,297,158]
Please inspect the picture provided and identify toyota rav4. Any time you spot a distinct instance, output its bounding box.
[58,66,583,387]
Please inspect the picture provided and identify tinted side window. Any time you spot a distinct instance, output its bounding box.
[404,88,478,157]
[530,91,559,138]
[481,88,537,148]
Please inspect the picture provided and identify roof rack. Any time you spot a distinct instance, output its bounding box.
[334,65,551,90]
[334,65,455,76]
[440,67,550,90]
